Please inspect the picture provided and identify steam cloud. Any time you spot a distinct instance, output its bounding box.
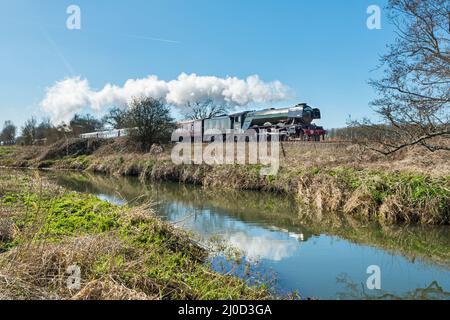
[40,73,290,124]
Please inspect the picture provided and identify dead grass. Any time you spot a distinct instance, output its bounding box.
[71,278,154,300]
[0,273,60,300]
[297,173,346,218]
[0,173,270,300]
[280,142,450,177]
[38,138,109,161]
[0,218,15,243]
[3,140,449,176]
[0,233,159,300]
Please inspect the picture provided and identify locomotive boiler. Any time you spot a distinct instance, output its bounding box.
[172,103,326,142]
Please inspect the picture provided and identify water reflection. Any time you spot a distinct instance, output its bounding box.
[336,275,450,300]
[46,171,450,299]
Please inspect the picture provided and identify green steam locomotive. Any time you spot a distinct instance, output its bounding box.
[172,103,326,142]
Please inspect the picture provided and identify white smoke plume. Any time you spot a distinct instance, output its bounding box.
[40,73,290,124]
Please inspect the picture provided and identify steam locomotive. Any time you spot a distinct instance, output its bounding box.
[172,103,327,142]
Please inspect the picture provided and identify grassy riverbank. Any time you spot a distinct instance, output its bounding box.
[1,140,449,225]
[0,172,269,300]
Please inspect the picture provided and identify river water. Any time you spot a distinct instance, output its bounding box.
[41,171,449,299]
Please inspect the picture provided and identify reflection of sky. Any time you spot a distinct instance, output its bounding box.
[158,201,450,299]
[96,194,126,205]
[227,232,297,262]
[159,203,302,261]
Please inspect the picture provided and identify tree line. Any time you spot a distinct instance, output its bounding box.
[0,114,103,147]
[0,97,228,150]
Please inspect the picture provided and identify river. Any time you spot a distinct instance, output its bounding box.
[40,170,450,299]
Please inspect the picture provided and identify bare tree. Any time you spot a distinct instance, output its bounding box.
[69,114,103,136]
[0,121,16,145]
[183,99,229,120]
[359,0,449,154]
[34,118,63,144]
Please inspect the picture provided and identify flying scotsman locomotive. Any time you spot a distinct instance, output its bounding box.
[172,103,327,142]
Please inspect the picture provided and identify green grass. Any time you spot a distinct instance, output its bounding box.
[0,173,269,300]
[0,146,16,157]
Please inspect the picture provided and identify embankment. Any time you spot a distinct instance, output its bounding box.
[1,140,449,225]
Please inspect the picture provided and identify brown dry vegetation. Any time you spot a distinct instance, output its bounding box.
[3,138,449,176]
[0,138,449,225]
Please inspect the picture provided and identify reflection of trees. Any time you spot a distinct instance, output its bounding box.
[298,214,450,269]
[336,273,450,300]
[50,172,151,205]
[48,171,450,268]
[50,171,313,238]
[48,172,306,261]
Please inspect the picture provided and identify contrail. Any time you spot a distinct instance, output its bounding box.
[120,33,181,44]
[39,25,76,76]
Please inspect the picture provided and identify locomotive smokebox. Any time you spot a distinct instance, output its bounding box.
[312,108,321,120]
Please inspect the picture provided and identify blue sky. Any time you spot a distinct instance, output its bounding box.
[0,0,394,129]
